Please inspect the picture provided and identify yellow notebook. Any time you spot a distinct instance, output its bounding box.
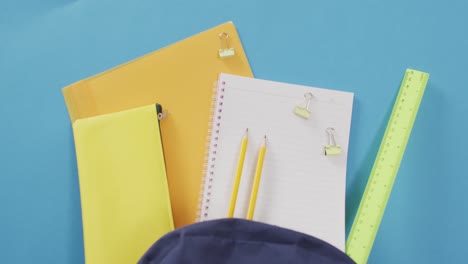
[73,104,174,264]
[63,22,253,227]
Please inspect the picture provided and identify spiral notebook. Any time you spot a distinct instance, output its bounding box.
[199,73,354,251]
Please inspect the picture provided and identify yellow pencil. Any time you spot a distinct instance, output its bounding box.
[227,128,248,217]
[246,135,267,220]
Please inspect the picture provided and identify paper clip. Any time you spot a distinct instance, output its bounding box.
[325,128,341,156]
[218,32,235,59]
[294,93,314,119]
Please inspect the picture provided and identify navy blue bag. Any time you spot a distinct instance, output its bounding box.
[139,218,356,264]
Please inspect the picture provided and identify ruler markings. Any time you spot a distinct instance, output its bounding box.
[346,69,429,263]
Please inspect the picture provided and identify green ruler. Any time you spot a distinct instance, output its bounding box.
[345,69,429,264]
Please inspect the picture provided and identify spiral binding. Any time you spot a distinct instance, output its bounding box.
[195,80,227,221]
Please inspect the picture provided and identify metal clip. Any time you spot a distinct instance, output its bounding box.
[293,93,314,119]
[218,32,235,59]
[325,128,341,156]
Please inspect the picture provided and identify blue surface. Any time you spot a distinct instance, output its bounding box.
[1,0,467,263]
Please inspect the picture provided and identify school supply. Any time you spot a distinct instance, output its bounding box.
[345,69,429,263]
[199,73,354,251]
[246,135,267,220]
[325,127,342,156]
[218,32,236,59]
[62,22,253,227]
[228,129,249,218]
[73,104,174,264]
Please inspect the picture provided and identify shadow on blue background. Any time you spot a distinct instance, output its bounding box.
[345,89,396,230]
[1,0,467,263]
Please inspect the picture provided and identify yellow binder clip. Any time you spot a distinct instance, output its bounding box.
[218,32,235,59]
[294,93,313,119]
[325,127,341,156]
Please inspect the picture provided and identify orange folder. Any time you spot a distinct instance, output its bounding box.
[63,22,253,228]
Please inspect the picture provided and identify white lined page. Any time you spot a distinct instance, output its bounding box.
[200,73,354,251]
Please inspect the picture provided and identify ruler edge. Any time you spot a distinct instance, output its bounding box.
[345,69,429,262]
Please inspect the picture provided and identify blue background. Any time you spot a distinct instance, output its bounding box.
[1,0,466,263]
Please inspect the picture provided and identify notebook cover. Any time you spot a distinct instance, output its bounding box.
[73,104,174,264]
[63,22,253,227]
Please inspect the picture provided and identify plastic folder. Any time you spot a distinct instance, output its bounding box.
[73,104,174,264]
[63,22,253,227]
